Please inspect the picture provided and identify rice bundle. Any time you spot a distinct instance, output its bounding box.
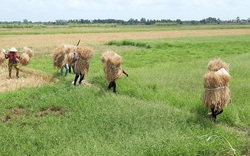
[207,58,229,72]
[203,59,231,112]
[74,47,94,74]
[64,44,77,54]
[67,52,75,66]
[19,53,30,66]
[53,45,67,68]
[19,47,34,66]
[101,51,123,82]
[53,44,78,68]
[76,47,94,60]
[23,47,34,58]
[0,51,5,65]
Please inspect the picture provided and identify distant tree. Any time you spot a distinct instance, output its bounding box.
[23,19,29,24]
[176,19,182,24]
[236,17,240,23]
[140,17,146,24]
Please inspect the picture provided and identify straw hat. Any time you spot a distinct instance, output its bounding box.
[9,47,18,52]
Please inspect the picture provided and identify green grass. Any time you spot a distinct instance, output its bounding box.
[0,34,250,155]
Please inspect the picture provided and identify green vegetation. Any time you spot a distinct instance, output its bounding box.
[106,40,151,49]
[0,33,250,155]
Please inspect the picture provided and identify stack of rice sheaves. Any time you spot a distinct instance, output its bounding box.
[19,47,34,66]
[74,47,94,74]
[101,51,123,82]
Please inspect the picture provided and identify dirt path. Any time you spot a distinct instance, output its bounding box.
[1,29,250,48]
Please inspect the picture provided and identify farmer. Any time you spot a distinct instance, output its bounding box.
[101,51,129,93]
[72,47,94,86]
[72,53,82,85]
[203,59,231,123]
[107,69,128,93]
[4,47,20,78]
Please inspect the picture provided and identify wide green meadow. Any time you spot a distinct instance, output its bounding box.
[0,26,250,155]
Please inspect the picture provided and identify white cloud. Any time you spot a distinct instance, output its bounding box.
[0,0,249,21]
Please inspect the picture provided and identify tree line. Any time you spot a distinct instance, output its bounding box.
[0,17,250,27]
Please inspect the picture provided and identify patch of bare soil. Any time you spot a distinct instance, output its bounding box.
[1,107,26,123]
[1,107,65,123]
[35,107,64,118]
[0,63,56,93]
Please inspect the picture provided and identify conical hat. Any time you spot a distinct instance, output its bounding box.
[215,68,230,76]
[9,47,18,52]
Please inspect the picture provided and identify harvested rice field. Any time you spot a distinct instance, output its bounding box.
[1,28,250,93]
[1,29,250,48]
[1,26,250,155]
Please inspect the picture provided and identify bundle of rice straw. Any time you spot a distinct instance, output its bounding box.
[67,52,75,66]
[101,51,123,82]
[203,59,231,112]
[53,45,67,68]
[207,58,229,72]
[23,47,34,58]
[19,53,30,66]
[0,50,5,65]
[64,44,77,54]
[19,47,34,66]
[53,44,77,68]
[74,47,94,74]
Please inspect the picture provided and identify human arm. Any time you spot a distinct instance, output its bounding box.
[122,69,128,77]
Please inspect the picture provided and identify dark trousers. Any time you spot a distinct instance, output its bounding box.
[69,66,75,74]
[108,81,116,93]
[74,73,85,85]
[211,108,223,123]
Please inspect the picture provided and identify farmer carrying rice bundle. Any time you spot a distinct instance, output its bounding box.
[4,47,20,78]
[53,44,77,76]
[72,47,94,86]
[203,58,231,123]
[101,51,128,93]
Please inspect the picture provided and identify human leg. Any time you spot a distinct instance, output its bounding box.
[69,65,72,73]
[211,108,216,123]
[112,81,116,93]
[74,73,79,86]
[14,64,19,78]
[65,64,69,76]
[79,73,85,84]
[8,63,13,78]
[60,67,63,76]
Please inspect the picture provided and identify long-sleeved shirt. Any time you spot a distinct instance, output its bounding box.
[5,52,19,64]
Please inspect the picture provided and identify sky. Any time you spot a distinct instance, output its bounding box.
[1,0,249,22]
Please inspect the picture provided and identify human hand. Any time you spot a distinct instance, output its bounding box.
[2,49,6,53]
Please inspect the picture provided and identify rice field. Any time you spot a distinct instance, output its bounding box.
[1,28,250,93]
[1,29,250,48]
[0,25,250,155]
